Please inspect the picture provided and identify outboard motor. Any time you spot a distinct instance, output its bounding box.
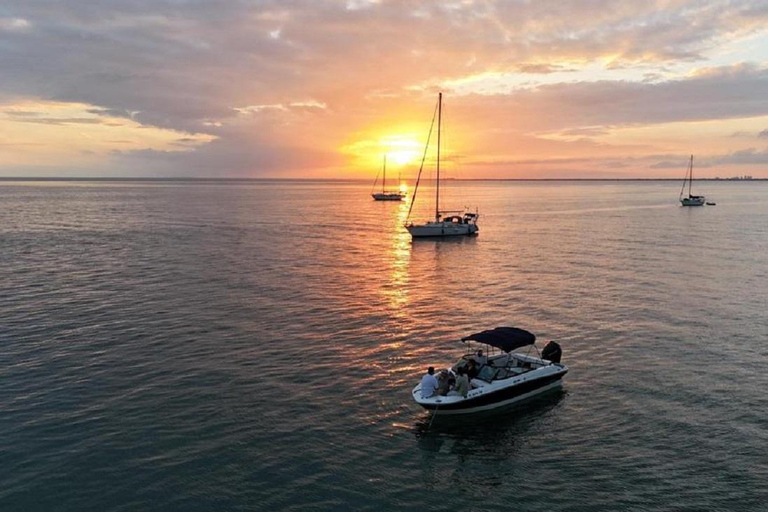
[541,341,562,363]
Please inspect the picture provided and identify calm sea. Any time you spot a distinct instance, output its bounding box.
[1,179,767,511]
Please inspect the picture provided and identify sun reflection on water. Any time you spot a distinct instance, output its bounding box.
[382,201,412,319]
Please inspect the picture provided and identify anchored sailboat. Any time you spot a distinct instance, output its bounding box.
[680,155,706,206]
[405,93,478,238]
[371,155,406,201]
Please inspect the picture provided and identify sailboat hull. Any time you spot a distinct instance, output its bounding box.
[681,196,706,206]
[372,192,405,201]
[407,221,478,237]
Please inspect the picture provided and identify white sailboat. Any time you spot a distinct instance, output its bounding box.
[680,154,706,206]
[405,93,479,238]
[371,155,406,201]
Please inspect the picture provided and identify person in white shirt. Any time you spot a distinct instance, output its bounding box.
[420,367,438,398]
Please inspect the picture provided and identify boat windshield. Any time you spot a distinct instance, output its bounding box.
[452,350,543,382]
[475,364,533,382]
[477,365,498,382]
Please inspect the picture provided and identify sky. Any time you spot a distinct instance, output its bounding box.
[2,0,768,179]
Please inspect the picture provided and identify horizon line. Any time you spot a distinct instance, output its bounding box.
[0,177,765,182]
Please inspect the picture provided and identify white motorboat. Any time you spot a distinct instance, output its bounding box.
[412,327,567,415]
[371,155,406,201]
[680,154,706,206]
[405,92,479,237]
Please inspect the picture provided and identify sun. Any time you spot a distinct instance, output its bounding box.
[339,130,424,174]
[388,149,418,165]
[380,135,420,166]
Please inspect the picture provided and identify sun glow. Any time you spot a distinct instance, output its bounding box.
[381,135,420,165]
[387,149,418,165]
[341,131,423,174]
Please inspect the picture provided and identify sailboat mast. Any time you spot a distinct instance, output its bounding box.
[382,154,386,193]
[688,154,693,197]
[435,92,442,222]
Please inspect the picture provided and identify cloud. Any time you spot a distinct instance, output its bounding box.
[113,134,345,178]
[1,1,768,176]
[233,101,327,115]
[515,63,577,74]
[4,2,766,123]
[9,116,106,125]
[0,17,30,31]
[712,147,768,164]
[650,148,768,168]
[649,160,698,169]
[548,127,611,139]
[0,99,215,170]
[451,63,768,132]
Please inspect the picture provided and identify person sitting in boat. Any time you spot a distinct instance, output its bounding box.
[436,369,455,396]
[448,367,469,398]
[420,367,438,398]
[473,349,487,365]
[466,359,479,381]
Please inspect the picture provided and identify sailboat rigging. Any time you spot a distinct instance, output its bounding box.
[371,154,406,201]
[405,92,478,238]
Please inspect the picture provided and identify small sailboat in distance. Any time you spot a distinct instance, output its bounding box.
[680,154,706,206]
[371,155,406,201]
[405,92,479,238]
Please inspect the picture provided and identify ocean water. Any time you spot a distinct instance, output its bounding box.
[1,179,767,511]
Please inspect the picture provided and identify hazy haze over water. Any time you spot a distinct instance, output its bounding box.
[1,179,767,511]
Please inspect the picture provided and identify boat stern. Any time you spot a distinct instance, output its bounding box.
[412,384,465,410]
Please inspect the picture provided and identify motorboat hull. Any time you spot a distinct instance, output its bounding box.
[413,363,567,415]
[372,192,405,201]
[407,221,478,238]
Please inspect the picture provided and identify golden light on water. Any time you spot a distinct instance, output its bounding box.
[385,201,412,312]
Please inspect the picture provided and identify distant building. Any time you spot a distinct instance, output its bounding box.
[714,175,754,180]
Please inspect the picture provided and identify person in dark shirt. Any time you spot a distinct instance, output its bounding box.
[466,359,479,380]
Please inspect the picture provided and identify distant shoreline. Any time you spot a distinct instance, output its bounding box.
[1,177,765,182]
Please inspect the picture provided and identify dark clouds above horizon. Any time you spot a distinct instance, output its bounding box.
[2,0,768,177]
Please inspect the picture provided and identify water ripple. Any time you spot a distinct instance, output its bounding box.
[1,180,767,510]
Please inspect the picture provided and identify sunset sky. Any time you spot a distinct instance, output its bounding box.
[2,1,768,178]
